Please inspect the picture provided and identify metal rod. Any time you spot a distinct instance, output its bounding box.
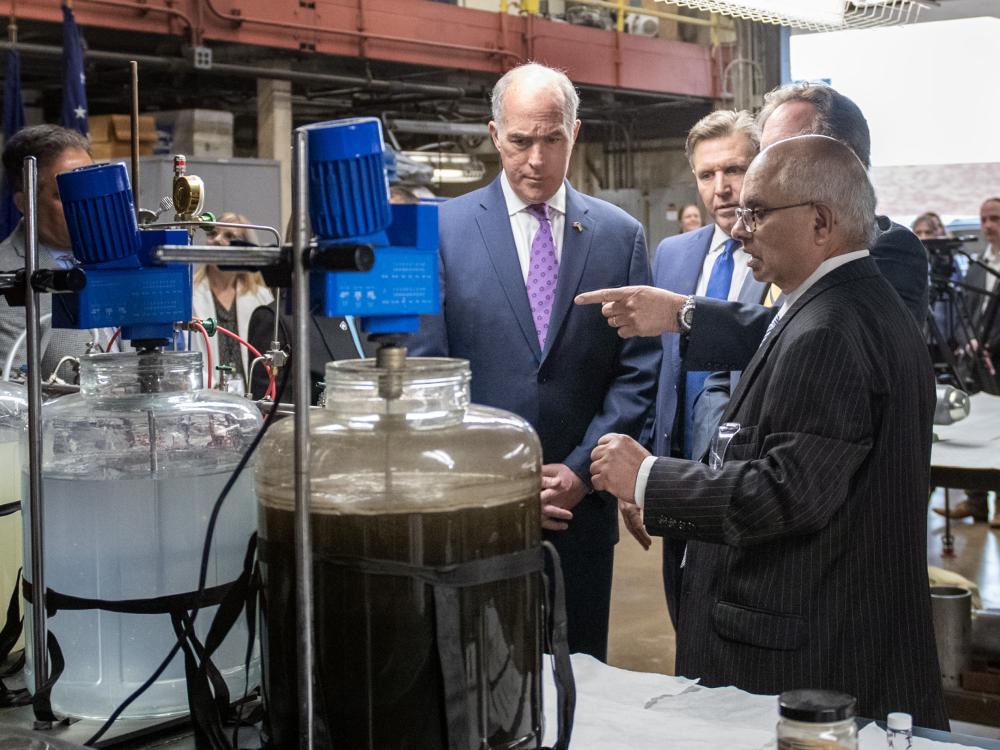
[129,60,140,223]
[291,127,315,750]
[153,244,282,266]
[145,220,282,245]
[23,155,49,698]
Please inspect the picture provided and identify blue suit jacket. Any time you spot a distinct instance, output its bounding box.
[408,177,660,549]
[648,224,715,459]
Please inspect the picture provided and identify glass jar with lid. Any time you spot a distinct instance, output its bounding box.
[22,350,263,720]
[777,689,858,750]
[0,380,27,651]
[256,355,543,750]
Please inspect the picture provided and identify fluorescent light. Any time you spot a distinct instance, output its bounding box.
[400,150,487,184]
[655,0,924,30]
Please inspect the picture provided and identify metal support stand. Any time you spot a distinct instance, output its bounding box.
[23,156,50,707]
[291,129,316,750]
[942,487,955,557]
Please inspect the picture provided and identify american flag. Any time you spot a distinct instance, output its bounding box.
[60,2,89,137]
[1,46,25,239]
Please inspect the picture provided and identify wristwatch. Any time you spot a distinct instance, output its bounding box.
[678,295,696,333]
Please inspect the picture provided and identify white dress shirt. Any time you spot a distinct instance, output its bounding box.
[499,172,567,283]
[694,224,751,302]
[632,248,871,508]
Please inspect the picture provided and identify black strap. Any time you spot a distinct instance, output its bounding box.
[0,568,27,707]
[311,542,575,750]
[0,568,23,666]
[22,578,234,617]
[0,500,19,517]
[182,534,262,750]
[541,541,575,750]
[311,546,544,587]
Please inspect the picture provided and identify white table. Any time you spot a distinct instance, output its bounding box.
[932,393,1000,493]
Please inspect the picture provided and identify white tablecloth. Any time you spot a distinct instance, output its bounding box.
[542,655,991,749]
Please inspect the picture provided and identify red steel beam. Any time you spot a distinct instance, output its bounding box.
[14,0,715,98]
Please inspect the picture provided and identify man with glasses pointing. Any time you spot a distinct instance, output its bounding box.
[587,134,948,729]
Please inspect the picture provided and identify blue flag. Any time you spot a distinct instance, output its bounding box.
[1,47,26,239]
[60,2,89,137]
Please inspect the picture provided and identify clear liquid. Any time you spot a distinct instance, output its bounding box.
[23,469,259,720]
[0,440,23,651]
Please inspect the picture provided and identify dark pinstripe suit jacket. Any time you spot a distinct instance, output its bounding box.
[643,256,948,729]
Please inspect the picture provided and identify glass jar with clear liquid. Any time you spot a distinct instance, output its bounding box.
[0,380,27,652]
[257,356,544,750]
[22,351,263,720]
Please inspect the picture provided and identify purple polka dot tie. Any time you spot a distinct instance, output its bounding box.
[525,203,559,348]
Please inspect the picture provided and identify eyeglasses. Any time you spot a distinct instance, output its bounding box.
[734,201,815,234]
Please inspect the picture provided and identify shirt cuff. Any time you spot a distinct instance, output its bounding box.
[634,455,658,510]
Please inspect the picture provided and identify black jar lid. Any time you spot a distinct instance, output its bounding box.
[779,690,857,723]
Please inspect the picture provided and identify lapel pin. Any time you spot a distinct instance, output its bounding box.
[572,221,583,233]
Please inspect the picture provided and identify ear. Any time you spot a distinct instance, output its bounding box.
[488,121,502,152]
[12,191,24,215]
[813,202,834,245]
[571,119,582,143]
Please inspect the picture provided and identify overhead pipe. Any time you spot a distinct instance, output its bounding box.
[0,41,470,98]
[200,0,522,62]
[79,0,198,43]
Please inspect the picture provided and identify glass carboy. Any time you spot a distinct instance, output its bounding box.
[0,380,27,651]
[23,351,263,720]
[257,355,544,750]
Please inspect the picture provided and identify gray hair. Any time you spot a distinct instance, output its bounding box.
[685,109,760,168]
[758,82,872,170]
[766,134,876,249]
[491,63,580,135]
[3,124,91,194]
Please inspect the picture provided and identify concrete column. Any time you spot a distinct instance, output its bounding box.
[257,78,292,234]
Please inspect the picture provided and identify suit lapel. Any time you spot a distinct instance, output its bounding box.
[724,257,878,420]
[475,180,542,360]
[542,184,594,361]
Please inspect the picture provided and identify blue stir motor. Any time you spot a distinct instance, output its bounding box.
[54,163,192,346]
[302,118,439,335]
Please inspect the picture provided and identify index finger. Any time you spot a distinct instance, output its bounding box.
[575,287,629,306]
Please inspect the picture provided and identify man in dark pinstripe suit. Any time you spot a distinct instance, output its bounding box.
[590,135,948,729]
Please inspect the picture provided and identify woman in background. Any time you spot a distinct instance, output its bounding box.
[678,202,703,234]
[191,212,274,391]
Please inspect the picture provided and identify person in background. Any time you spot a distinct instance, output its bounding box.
[0,124,114,381]
[191,212,273,391]
[933,197,1000,527]
[912,211,948,241]
[678,202,703,234]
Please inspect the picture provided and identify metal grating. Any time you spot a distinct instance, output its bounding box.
[654,1,930,31]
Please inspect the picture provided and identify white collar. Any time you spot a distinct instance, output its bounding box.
[780,249,870,313]
[500,171,566,217]
[709,224,735,252]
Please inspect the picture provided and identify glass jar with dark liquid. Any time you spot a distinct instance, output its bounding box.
[256,356,543,749]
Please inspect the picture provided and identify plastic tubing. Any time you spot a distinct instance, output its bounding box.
[215,324,276,400]
[192,321,212,389]
[3,313,52,380]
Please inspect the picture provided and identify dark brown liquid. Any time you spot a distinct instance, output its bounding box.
[260,496,542,750]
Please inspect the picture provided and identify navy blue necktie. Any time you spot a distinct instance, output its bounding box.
[683,239,737,459]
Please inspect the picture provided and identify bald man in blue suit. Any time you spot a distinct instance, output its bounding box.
[408,63,659,660]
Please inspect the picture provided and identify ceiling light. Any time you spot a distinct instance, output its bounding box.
[400,151,488,184]
[655,0,925,30]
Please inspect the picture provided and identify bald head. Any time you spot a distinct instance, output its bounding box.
[752,135,875,250]
[735,135,877,291]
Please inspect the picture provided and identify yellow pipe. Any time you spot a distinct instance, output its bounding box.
[617,0,625,32]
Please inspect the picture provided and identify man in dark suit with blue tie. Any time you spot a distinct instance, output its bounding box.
[644,110,763,625]
[590,135,948,729]
[407,62,659,660]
